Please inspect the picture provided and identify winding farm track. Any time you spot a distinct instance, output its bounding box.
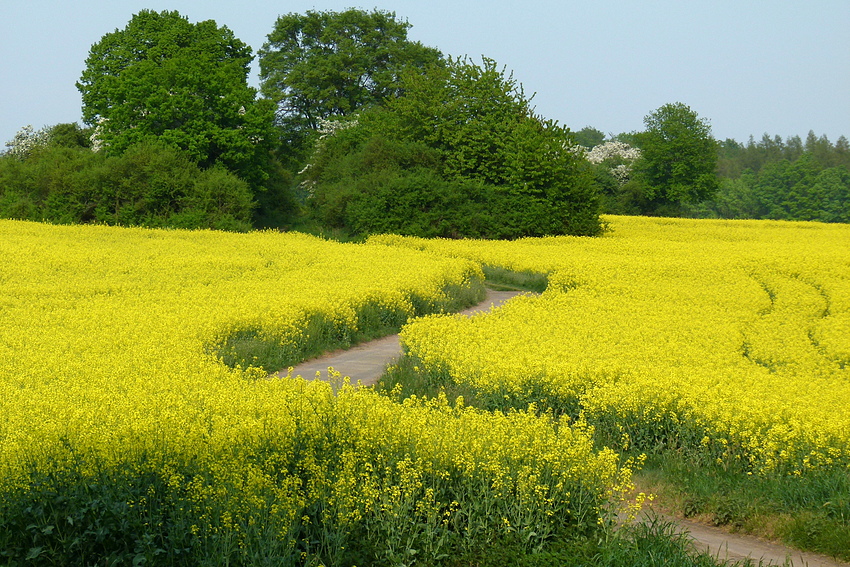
[646,511,849,567]
[274,289,524,386]
[274,289,849,567]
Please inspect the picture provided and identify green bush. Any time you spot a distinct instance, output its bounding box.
[0,141,256,231]
[303,58,603,239]
[685,153,850,223]
[177,166,256,231]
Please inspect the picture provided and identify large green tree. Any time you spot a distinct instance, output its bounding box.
[633,102,719,214]
[304,57,602,238]
[77,10,275,189]
[258,9,441,153]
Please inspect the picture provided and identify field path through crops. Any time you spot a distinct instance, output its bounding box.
[638,510,849,567]
[276,289,524,386]
[275,289,849,567]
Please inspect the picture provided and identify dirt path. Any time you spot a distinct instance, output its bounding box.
[273,289,523,386]
[622,507,848,567]
[273,289,849,567]
[672,514,847,566]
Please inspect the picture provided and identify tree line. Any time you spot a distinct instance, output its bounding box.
[574,125,849,222]
[2,8,846,236]
[693,133,850,222]
[0,9,681,238]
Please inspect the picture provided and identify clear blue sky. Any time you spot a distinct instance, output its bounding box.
[2,0,848,147]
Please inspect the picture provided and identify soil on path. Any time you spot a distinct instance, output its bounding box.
[272,289,849,567]
[633,508,849,567]
[273,289,523,386]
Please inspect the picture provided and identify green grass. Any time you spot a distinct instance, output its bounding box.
[282,216,364,243]
[633,452,850,562]
[213,278,487,375]
[377,355,484,407]
[482,264,549,292]
[440,513,779,567]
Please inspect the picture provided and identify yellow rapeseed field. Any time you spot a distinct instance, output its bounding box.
[374,216,850,476]
[0,220,625,563]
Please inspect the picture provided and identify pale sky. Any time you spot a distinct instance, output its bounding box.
[2,0,848,148]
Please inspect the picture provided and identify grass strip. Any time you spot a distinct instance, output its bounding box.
[213,278,487,374]
[482,264,549,292]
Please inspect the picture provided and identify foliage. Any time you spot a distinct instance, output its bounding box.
[583,141,643,214]
[305,134,507,238]
[47,122,92,149]
[687,135,850,223]
[631,102,719,215]
[2,122,92,164]
[573,126,606,149]
[258,8,442,157]
[636,451,850,561]
[750,154,849,221]
[0,141,255,230]
[3,124,52,159]
[573,118,850,223]
[0,221,629,565]
[481,265,550,293]
[304,57,603,239]
[77,10,276,192]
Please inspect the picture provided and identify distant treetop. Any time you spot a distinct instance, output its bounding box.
[258,8,442,151]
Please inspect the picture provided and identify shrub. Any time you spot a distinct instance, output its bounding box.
[303,58,603,239]
[0,141,256,230]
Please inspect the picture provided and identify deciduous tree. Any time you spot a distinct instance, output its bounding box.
[77,10,275,189]
[258,9,441,154]
[633,102,719,214]
[573,126,606,149]
[304,57,602,238]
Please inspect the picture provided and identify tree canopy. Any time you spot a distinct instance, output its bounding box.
[303,57,602,239]
[258,9,441,153]
[632,102,719,214]
[689,151,850,223]
[77,10,275,189]
[573,127,606,149]
[32,8,849,233]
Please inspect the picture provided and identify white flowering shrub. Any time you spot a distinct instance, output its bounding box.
[299,117,360,196]
[585,140,641,164]
[317,117,359,140]
[89,117,108,153]
[586,141,641,185]
[3,125,51,160]
[610,163,633,184]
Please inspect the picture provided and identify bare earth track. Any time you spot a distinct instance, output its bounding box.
[274,289,849,567]
[658,512,849,567]
[274,289,523,386]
